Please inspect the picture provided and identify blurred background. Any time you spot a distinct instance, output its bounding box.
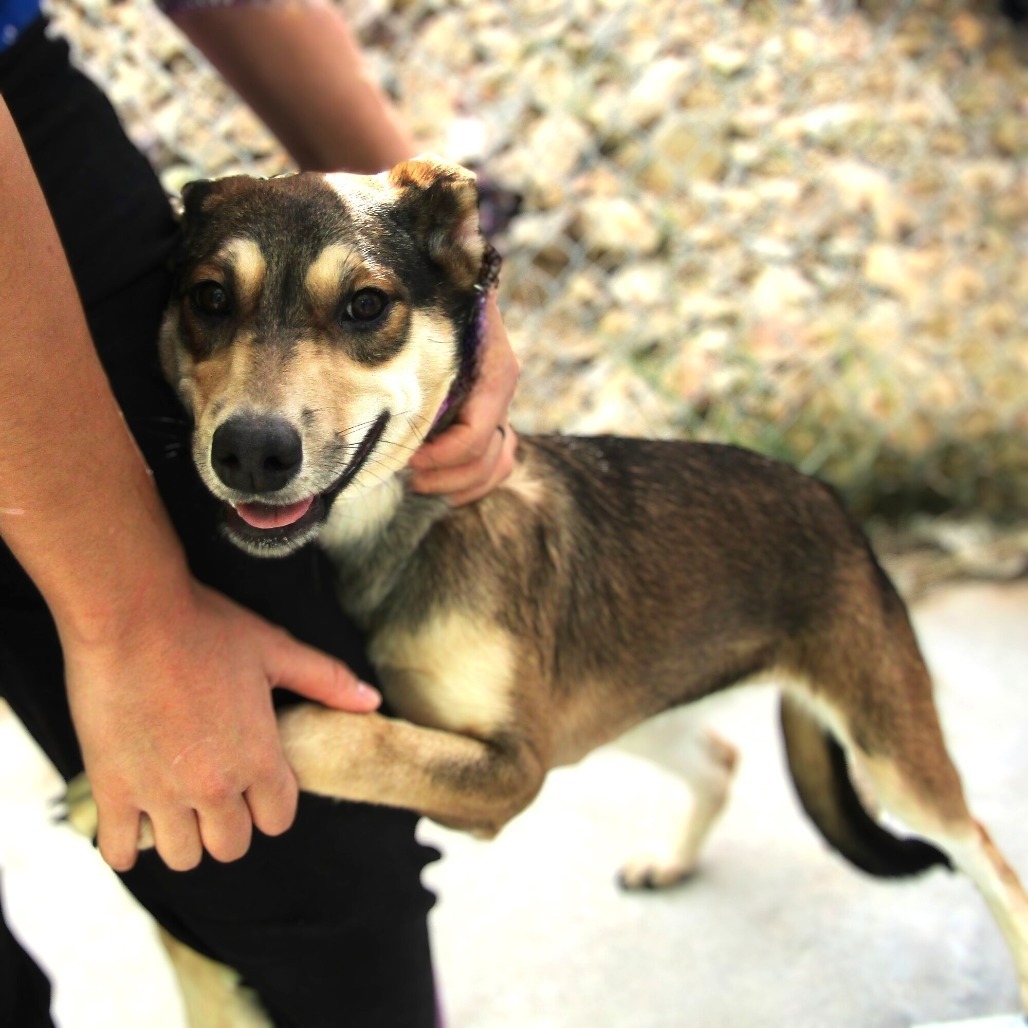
[53,0,1028,535]
[2,0,1026,1024]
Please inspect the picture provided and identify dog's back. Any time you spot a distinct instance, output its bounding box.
[365,434,875,717]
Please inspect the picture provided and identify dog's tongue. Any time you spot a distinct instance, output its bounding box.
[233,497,314,530]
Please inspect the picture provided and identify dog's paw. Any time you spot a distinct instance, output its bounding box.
[58,774,156,851]
[60,773,100,840]
[617,854,698,891]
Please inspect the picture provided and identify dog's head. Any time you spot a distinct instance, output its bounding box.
[160,156,484,556]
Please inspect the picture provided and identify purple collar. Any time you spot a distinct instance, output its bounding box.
[428,241,502,438]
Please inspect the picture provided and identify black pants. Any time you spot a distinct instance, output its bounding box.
[0,20,438,1027]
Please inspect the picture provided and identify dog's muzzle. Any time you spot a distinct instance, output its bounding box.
[213,411,391,555]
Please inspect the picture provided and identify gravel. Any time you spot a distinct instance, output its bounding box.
[49,0,1028,530]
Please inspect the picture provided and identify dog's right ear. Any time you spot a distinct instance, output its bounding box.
[387,156,485,288]
[175,176,260,226]
[176,179,218,224]
[166,179,216,226]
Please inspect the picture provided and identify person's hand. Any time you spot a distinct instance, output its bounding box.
[407,294,520,505]
[64,579,380,873]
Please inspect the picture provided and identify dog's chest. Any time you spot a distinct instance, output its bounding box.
[367,611,517,738]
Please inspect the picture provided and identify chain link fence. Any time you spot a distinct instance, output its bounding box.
[51,0,1027,530]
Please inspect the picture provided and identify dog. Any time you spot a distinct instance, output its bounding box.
[74,155,1028,1018]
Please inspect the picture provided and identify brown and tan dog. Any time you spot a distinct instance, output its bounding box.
[81,156,1028,1016]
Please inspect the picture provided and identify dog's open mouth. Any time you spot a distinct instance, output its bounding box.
[224,493,325,552]
[220,411,390,552]
[234,496,316,530]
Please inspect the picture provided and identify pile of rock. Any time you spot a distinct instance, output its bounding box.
[51,0,1027,520]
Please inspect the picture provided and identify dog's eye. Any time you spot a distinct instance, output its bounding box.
[190,281,231,317]
[344,288,388,323]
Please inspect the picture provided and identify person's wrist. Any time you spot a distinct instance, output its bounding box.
[52,536,197,655]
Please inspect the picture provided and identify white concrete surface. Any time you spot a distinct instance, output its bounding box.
[0,708,185,1027]
[2,581,1026,1027]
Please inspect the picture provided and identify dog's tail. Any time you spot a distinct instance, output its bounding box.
[778,694,951,878]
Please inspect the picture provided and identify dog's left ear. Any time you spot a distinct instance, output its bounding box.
[388,156,485,287]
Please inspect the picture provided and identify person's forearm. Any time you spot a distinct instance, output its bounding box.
[0,100,191,646]
[168,1,417,173]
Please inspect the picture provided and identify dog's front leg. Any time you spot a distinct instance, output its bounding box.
[278,705,545,837]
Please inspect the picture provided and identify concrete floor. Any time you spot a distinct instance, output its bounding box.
[2,580,1026,1027]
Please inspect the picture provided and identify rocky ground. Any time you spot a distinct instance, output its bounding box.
[49,0,1027,558]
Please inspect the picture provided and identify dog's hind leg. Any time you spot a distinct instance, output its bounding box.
[160,929,271,1028]
[947,824,1028,1013]
[615,715,738,890]
[784,566,1028,1009]
[852,742,1028,1012]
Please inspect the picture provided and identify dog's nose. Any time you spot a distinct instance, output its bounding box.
[211,414,303,493]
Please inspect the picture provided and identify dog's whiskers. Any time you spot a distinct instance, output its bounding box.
[364,455,408,478]
[403,414,432,449]
[354,467,391,489]
[335,414,388,439]
[379,436,421,457]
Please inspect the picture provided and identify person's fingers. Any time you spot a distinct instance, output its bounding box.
[415,422,518,504]
[244,762,300,839]
[196,794,255,863]
[448,424,518,505]
[96,805,143,872]
[478,293,520,395]
[411,369,512,471]
[265,630,381,712]
[411,418,486,472]
[409,295,519,479]
[410,416,499,482]
[148,806,204,872]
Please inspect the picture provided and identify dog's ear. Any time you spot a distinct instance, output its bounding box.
[177,176,263,226]
[172,179,225,234]
[387,156,484,287]
[178,178,217,221]
[165,180,215,223]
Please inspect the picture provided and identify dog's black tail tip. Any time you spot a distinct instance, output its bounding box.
[841,826,952,879]
[779,694,951,879]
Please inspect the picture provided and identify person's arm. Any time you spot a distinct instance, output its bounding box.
[167,0,520,500]
[167,0,412,174]
[0,100,380,872]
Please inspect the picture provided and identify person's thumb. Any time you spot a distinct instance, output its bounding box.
[268,633,381,712]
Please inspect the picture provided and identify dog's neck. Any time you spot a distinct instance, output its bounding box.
[319,479,450,627]
[427,241,502,439]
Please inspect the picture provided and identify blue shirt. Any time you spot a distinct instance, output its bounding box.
[1,0,40,52]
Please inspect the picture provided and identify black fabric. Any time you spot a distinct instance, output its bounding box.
[0,19,438,1026]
